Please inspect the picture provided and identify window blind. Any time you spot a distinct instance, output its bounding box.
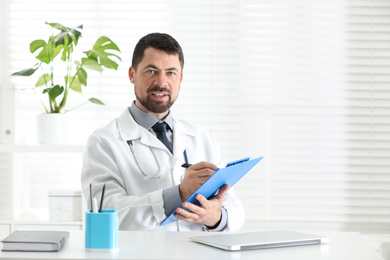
[238,0,390,233]
[1,0,389,232]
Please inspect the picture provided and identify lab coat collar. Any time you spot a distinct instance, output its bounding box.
[117,109,142,141]
[128,102,174,132]
[117,108,198,152]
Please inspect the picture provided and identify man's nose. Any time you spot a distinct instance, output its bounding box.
[154,73,168,87]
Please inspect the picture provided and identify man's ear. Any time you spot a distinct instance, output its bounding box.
[129,66,135,83]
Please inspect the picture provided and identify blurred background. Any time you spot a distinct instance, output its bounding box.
[0,1,389,249]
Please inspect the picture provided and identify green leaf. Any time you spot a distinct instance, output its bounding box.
[77,67,87,86]
[35,47,50,64]
[61,43,71,62]
[81,58,103,72]
[35,73,51,87]
[46,22,68,31]
[89,97,105,105]
[44,85,64,101]
[66,76,82,93]
[71,27,83,45]
[84,36,121,70]
[34,38,62,64]
[30,40,46,53]
[11,62,42,76]
[49,23,83,47]
[56,30,72,47]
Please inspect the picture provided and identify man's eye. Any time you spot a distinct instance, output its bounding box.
[147,70,155,74]
[168,72,176,76]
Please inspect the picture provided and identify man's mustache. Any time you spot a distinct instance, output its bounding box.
[148,86,171,94]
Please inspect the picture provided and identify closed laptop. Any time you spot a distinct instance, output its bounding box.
[190,230,329,251]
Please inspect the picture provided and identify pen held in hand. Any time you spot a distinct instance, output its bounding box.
[181,163,192,168]
[182,150,192,169]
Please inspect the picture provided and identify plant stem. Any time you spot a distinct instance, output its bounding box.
[34,89,49,113]
[49,36,55,113]
[58,49,72,112]
[66,101,89,113]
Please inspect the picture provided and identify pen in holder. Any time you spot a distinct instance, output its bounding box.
[85,210,119,249]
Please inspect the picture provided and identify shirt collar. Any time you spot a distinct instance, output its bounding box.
[128,101,174,131]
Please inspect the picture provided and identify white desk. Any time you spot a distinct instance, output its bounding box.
[0,230,384,260]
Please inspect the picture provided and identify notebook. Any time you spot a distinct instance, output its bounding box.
[190,230,329,251]
[1,230,70,252]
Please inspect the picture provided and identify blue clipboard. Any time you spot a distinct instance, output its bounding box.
[160,156,263,226]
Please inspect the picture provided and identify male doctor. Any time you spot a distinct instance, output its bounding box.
[81,33,244,231]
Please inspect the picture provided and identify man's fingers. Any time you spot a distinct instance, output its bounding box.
[215,184,229,200]
[189,161,218,171]
[188,184,229,209]
[175,207,200,221]
[197,176,213,185]
[176,207,190,217]
[195,194,208,205]
[181,201,202,214]
[179,161,219,203]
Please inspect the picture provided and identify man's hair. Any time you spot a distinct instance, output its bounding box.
[132,33,184,71]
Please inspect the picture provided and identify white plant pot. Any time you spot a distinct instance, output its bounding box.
[37,113,68,144]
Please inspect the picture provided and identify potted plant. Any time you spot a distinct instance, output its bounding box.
[12,22,121,144]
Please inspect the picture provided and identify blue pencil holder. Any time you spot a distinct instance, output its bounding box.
[85,210,119,249]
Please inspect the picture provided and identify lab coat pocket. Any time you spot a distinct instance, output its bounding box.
[129,142,161,179]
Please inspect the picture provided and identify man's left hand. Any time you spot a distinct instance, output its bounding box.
[174,184,229,228]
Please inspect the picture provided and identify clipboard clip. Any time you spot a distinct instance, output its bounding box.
[226,157,250,167]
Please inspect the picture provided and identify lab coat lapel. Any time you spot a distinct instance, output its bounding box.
[172,117,197,165]
[116,109,167,150]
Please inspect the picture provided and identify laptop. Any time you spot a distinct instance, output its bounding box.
[189,230,329,251]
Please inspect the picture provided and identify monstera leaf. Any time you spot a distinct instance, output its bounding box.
[84,36,121,70]
[11,22,121,114]
[47,22,82,47]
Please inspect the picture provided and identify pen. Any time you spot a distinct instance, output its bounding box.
[99,183,106,213]
[182,150,192,168]
[181,163,192,168]
[89,183,93,212]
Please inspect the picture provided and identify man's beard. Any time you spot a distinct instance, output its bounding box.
[136,86,175,114]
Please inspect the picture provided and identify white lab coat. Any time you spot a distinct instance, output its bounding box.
[81,109,245,231]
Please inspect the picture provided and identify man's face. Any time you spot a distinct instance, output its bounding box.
[129,47,183,119]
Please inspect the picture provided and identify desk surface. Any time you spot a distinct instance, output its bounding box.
[0,230,384,260]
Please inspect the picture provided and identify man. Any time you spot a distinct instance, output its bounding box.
[81,33,244,231]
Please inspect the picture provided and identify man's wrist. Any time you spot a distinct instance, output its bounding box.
[162,185,182,216]
[206,213,222,229]
[204,206,228,231]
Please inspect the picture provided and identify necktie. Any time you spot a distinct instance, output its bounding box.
[152,122,172,153]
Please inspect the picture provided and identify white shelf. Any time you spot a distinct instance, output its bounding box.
[14,210,84,230]
[0,143,86,236]
[0,144,84,153]
[15,220,83,226]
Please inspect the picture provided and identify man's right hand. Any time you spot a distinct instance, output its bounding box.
[179,161,218,201]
